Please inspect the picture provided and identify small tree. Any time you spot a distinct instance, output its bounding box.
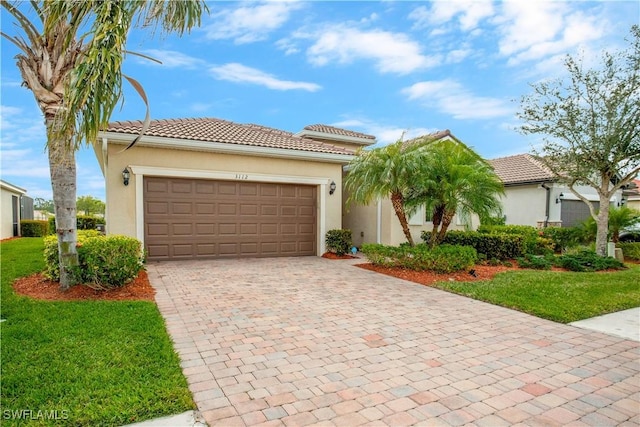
[581,206,640,243]
[518,25,640,256]
[345,137,434,246]
[77,195,105,216]
[406,140,504,247]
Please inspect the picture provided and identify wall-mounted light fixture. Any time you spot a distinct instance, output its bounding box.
[122,167,130,186]
[555,192,564,204]
[329,181,337,195]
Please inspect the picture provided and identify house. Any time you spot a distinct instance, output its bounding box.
[342,130,480,247]
[623,179,640,211]
[1,179,27,239]
[94,118,372,261]
[488,154,625,228]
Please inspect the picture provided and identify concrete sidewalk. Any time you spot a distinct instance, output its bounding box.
[138,257,638,426]
[570,307,640,342]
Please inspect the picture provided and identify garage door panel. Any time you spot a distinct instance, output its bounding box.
[145,177,316,260]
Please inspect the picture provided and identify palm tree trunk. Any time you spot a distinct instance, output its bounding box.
[391,191,414,246]
[436,210,456,244]
[47,118,79,290]
[429,206,444,247]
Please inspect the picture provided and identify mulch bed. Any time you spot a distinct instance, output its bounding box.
[356,263,519,286]
[322,252,358,259]
[13,270,155,301]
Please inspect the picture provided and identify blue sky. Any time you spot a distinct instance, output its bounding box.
[1,1,638,201]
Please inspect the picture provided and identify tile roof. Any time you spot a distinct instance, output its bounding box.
[303,124,376,141]
[105,118,356,155]
[488,153,556,185]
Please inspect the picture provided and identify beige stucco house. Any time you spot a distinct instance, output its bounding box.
[488,154,625,228]
[94,119,373,261]
[1,180,27,239]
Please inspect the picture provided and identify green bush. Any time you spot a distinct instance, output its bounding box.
[20,220,49,237]
[517,254,553,270]
[44,231,141,287]
[361,243,477,273]
[617,242,640,261]
[325,229,353,256]
[77,236,143,288]
[423,230,525,260]
[556,250,624,272]
[477,224,549,255]
[540,226,584,252]
[47,216,105,234]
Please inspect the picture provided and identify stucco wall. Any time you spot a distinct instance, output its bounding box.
[1,187,21,239]
[501,184,549,227]
[100,143,345,255]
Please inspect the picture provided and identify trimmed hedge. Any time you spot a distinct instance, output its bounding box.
[44,231,143,288]
[422,230,525,260]
[325,229,353,256]
[617,242,640,261]
[540,226,584,252]
[477,224,553,255]
[20,220,49,237]
[48,215,106,234]
[361,243,477,273]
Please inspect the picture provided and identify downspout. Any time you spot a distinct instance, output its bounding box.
[541,182,550,228]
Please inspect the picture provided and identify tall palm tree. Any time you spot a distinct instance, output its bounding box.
[345,137,435,246]
[406,140,504,247]
[1,0,206,289]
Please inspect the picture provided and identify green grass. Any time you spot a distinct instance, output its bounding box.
[1,238,194,426]
[435,264,640,323]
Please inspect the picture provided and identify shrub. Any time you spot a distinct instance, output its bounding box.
[20,220,49,237]
[423,230,525,260]
[325,229,352,256]
[556,250,624,272]
[617,242,640,261]
[541,226,584,252]
[44,231,141,288]
[477,224,547,255]
[77,235,143,288]
[361,243,477,273]
[47,216,105,234]
[517,254,553,270]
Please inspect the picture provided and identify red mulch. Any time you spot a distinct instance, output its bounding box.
[356,263,520,286]
[322,252,358,259]
[13,270,155,301]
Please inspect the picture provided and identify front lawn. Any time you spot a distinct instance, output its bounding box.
[1,238,193,426]
[434,264,640,323]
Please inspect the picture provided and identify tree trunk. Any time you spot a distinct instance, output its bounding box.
[436,210,456,245]
[390,191,414,246]
[595,194,610,257]
[47,118,79,290]
[429,206,444,248]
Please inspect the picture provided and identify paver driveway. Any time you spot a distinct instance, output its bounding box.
[147,257,639,426]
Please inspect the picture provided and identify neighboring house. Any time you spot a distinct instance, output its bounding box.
[488,154,625,228]
[94,118,371,261]
[343,130,480,247]
[623,179,640,211]
[1,180,27,239]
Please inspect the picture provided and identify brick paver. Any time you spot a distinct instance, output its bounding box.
[148,257,639,426]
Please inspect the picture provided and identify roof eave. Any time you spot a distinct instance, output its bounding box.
[294,129,376,146]
[97,131,355,164]
[0,180,27,194]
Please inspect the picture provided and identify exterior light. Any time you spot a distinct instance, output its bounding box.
[329,181,337,195]
[556,192,564,204]
[122,167,130,186]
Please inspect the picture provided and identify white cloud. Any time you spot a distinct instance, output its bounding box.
[138,50,206,69]
[402,79,513,120]
[303,25,440,75]
[409,1,494,31]
[494,2,607,66]
[204,1,303,44]
[1,105,50,179]
[209,63,321,92]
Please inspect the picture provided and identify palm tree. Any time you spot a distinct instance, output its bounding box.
[1,0,206,289]
[581,206,640,243]
[406,140,504,247]
[345,137,434,246]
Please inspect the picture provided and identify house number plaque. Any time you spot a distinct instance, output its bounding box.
[235,174,249,180]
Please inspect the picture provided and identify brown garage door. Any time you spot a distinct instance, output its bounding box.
[144,177,317,260]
